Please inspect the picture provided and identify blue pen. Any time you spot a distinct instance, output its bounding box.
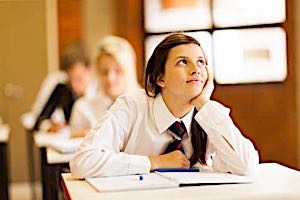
[154,168,200,173]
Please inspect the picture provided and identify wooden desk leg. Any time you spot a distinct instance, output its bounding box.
[48,165,60,200]
[40,146,69,200]
[40,147,51,200]
[26,129,36,200]
[0,142,9,200]
[48,163,70,200]
[61,174,71,200]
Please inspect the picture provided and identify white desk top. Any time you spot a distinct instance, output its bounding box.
[34,131,70,147]
[47,148,75,164]
[62,163,300,200]
[34,131,80,164]
[0,124,10,142]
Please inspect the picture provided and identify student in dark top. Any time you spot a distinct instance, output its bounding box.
[33,43,93,132]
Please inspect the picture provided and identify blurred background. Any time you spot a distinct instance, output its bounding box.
[0,0,299,198]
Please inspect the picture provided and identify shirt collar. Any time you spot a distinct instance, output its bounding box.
[153,93,194,135]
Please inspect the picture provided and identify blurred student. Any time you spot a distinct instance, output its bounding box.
[70,36,140,137]
[70,33,259,178]
[32,43,95,132]
[21,71,67,130]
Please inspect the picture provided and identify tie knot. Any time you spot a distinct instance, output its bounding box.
[169,121,187,139]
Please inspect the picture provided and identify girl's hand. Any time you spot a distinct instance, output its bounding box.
[47,121,66,133]
[190,65,214,110]
[148,150,190,170]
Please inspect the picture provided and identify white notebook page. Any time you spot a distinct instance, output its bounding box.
[156,172,253,185]
[86,173,178,192]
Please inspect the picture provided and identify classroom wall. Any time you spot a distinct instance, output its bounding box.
[81,0,117,62]
[0,0,117,183]
[214,0,297,169]
[46,0,59,73]
[0,0,48,182]
[57,0,81,55]
[115,0,144,83]
[295,0,300,168]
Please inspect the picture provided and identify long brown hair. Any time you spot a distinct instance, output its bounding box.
[144,33,207,166]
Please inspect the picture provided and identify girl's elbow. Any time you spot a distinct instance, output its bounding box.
[69,157,89,179]
[238,151,259,175]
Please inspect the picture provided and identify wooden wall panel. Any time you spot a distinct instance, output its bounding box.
[213,82,297,168]
[115,0,145,84]
[57,0,82,56]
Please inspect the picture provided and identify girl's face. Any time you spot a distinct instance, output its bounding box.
[97,54,126,100]
[68,62,91,96]
[157,43,208,101]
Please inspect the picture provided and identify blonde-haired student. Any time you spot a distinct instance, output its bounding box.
[70,33,259,178]
[69,36,140,137]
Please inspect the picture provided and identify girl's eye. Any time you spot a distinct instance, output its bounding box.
[197,59,206,67]
[177,59,187,65]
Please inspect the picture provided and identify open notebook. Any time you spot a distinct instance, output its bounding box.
[86,171,253,192]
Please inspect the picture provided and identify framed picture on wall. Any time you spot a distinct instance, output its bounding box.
[213,27,287,84]
[144,0,212,33]
[213,0,286,27]
[145,31,214,74]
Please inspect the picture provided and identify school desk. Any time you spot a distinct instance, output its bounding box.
[61,163,300,200]
[34,132,76,200]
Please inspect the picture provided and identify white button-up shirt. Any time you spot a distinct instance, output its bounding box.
[70,89,259,178]
[70,92,113,131]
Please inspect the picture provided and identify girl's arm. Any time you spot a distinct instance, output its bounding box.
[32,84,61,131]
[191,66,258,175]
[195,101,259,175]
[69,96,151,178]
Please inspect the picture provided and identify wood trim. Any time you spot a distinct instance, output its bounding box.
[115,0,145,85]
[57,0,82,57]
[46,0,59,73]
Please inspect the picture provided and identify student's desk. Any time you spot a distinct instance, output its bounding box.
[0,124,10,200]
[61,163,300,200]
[34,132,76,200]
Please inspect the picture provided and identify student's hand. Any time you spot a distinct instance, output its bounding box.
[70,129,89,138]
[148,150,190,171]
[47,121,66,133]
[190,65,214,110]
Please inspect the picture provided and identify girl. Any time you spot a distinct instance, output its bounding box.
[69,36,140,137]
[70,33,259,178]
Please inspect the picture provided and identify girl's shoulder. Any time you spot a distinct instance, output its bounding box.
[114,89,153,110]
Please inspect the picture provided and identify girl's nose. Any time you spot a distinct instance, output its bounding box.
[190,63,200,75]
[107,71,117,83]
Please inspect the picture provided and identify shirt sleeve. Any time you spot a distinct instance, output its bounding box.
[69,96,151,178]
[69,100,91,131]
[32,84,61,130]
[194,100,259,175]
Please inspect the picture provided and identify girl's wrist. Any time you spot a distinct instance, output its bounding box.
[148,156,158,171]
[196,99,209,111]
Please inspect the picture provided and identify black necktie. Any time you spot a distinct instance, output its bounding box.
[164,121,187,154]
